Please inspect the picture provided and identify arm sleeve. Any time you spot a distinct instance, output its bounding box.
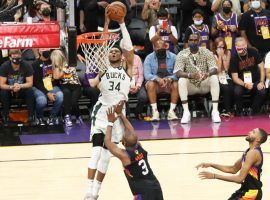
[173,53,185,73]
[143,55,158,81]
[229,56,238,73]
[149,26,156,40]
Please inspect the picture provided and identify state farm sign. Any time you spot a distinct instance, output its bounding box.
[0,22,60,49]
[0,37,34,48]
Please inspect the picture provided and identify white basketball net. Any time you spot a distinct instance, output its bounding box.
[78,32,119,74]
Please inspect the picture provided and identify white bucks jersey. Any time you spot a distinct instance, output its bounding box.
[98,66,131,105]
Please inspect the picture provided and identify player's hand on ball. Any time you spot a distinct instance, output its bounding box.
[107,107,117,122]
[198,171,215,180]
[105,7,111,25]
[114,100,125,115]
[195,162,211,169]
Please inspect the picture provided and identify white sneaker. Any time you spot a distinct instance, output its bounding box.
[83,193,92,200]
[167,110,178,120]
[151,111,160,121]
[212,110,221,123]
[84,194,98,200]
[181,111,191,124]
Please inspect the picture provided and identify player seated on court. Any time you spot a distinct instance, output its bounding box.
[83,4,134,200]
[104,101,164,200]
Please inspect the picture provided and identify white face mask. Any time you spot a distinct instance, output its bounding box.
[194,20,203,26]
[251,1,261,9]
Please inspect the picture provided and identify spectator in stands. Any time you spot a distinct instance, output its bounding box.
[174,33,221,124]
[0,49,35,125]
[32,49,63,126]
[184,9,211,49]
[82,62,100,116]
[127,54,148,119]
[181,0,213,40]
[79,0,131,34]
[242,0,267,12]
[79,0,101,33]
[144,39,179,121]
[239,0,270,59]
[149,7,178,53]
[230,37,266,115]
[141,0,160,55]
[23,1,45,22]
[211,0,239,56]
[50,49,82,127]
[36,1,52,21]
[264,51,270,88]
[211,0,241,15]
[212,37,234,116]
[0,0,22,22]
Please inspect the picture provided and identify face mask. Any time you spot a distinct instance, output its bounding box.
[42,51,50,59]
[223,7,232,14]
[237,47,247,55]
[11,57,22,65]
[42,8,51,16]
[189,43,199,52]
[156,48,166,59]
[251,1,261,9]
[193,20,203,26]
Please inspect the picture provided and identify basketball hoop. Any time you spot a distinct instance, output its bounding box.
[77,32,119,74]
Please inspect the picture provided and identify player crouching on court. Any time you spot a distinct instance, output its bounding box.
[83,6,134,200]
[104,101,164,200]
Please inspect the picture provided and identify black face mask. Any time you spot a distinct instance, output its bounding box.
[42,8,51,17]
[223,7,232,14]
[42,51,50,59]
[189,43,199,52]
[11,57,22,65]
[156,49,166,59]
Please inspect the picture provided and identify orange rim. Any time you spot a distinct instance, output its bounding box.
[77,32,119,44]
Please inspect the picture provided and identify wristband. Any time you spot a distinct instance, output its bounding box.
[108,122,114,127]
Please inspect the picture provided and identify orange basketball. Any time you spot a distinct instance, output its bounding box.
[107,1,127,22]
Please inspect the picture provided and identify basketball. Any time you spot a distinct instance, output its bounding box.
[107,1,127,22]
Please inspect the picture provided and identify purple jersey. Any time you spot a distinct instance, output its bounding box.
[155,24,175,53]
[215,12,238,55]
[189,24,210,49]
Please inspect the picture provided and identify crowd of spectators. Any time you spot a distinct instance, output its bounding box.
[1,0,270,126]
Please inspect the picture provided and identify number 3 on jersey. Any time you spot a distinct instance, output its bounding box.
[138,159,149,175]
[108,81,121,91]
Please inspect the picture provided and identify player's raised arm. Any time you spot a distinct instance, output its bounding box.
[116,18,134,77]
[196,157,242,174]
[104,107,128,161]
[114,101,135,133]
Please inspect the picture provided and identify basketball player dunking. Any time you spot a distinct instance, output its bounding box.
[104,101,164,200]
[197,128,268,200]
[83,6,134,200]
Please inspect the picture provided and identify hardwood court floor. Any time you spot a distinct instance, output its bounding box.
[0,137,269,200]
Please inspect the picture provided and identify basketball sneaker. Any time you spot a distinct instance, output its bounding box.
[83,194,98,200]
[64,115,73,127]
[212,110,221,123]
[181,111,191,124]
[76,116,84,125]
[167,110,178,120]
[151,111,160,121]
